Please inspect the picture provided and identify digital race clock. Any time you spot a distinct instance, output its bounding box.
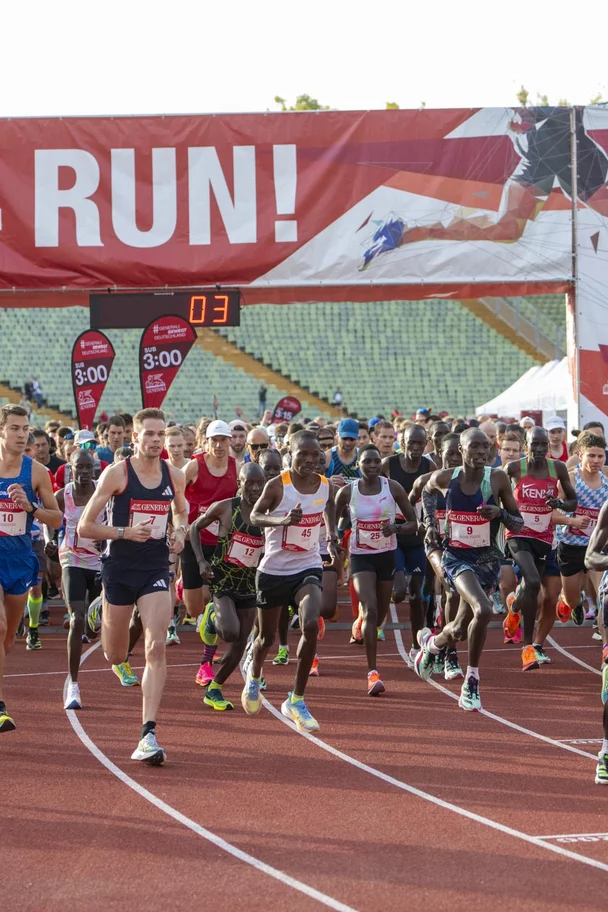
[89,291,241,329]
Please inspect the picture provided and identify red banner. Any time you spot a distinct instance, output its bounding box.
[71,330,116,429]
[139,315,196,408]
[272,396,301,422]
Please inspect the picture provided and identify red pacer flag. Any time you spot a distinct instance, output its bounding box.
[71,330,116,429]
[272,396,301,422]
[139,315,197,409]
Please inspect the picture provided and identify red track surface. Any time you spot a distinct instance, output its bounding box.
[4,603,608,912]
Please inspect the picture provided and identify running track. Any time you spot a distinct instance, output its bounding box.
[4,604,608,912]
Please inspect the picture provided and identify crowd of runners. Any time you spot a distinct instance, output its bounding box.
[2,404,608,784]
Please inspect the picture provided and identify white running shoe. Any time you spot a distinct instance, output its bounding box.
[131,731,166,765]
[407,647,419,669]
[64,681,82,710]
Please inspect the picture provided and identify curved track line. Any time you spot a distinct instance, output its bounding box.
[546,635,602,676]
[389,605,597,761]
[63,643,358,912]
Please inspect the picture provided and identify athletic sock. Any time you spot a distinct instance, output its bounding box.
[291,692,304,703]
[207,680,220,691]
[280,644,289,651]
[27,594,43,629]
[602,739,608,756]
[427,635,441,656]
[466,666,480,680]
[141,721,156,738]
[202,643,217,664]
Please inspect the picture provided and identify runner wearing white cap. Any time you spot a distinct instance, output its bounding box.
[545,416,569,462]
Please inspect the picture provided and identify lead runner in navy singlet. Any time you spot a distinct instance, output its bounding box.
[78,408,188,765]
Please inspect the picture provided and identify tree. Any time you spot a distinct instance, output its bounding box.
[274,94,329,111]
[516,85,529,107]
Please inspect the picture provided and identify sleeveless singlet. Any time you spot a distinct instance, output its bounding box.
[210,498,265,597]
[103,457,174,570]
[349,476,397,555]
[506,457,558,545]
[187,454,238,545]
[259,470,330,575]
[0,455,38,554]
[558,468,608,546]
[326,447,361,480]
[59,482,103,571]
[445,466,500,559]
[387,454,434,546]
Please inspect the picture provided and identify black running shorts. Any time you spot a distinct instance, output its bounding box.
[256,568,323,610]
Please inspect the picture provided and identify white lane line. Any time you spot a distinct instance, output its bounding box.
[537,832,608,842]
[558,739,602,745]
[389,605,598,761]
[242,667,608,874]
[63,643,358,912]
[546,635,602,676]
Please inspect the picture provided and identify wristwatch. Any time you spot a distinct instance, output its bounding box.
[28,502,38,516]
[117,527,126,539]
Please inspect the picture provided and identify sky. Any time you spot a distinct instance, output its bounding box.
[3,0,606,119]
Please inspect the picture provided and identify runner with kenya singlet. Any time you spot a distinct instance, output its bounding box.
[416,428,523,711]
[78,408,187,765]
[503,427,577,671]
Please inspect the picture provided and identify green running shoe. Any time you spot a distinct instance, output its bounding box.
[272,646,289,666]
[166,625,180,645]
[200,602,218,646]
[204,684,234,711]
[112,661,140,687]
[459,676,482,711]
[87,596,102,634]
[595,753,608,785]
[533,644,551,665]
[414,627,434,681]
[432,649,446,676]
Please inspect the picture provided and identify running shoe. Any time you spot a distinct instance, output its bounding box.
[491,592,505,614]
[112,661,139,687]
[309,655,320,677]
[166,625,180,646]
[63,613,70,630]
[444,650,464,680]
[572,597,586,627]
[47,584,60,600]
[512,627,523,645]
[433,649,446,676]
[318,616,326,641]
[533,644,551,665]
[350,614,363,645]
[521,644,540,671]
[272,646,290,666]
[181,614,197,626]
[414,627,434,680]
[407,646,419,669]
[281,694,320,732]
[595,753,608,786]
[26,628,41,650]
[377,627,386,641]
[200,602,218,645]
[0,710,16,733]
[131,731,166,766]
[260,676,268,692]
[459,676,482,712]
[290,612,300,630]
[195,661,214,687]
[360,216,406,271]
[502,592,521,640]
[87,596,102,634]
[555,593,572,624]
[241,669,262,715]
[64,682,82,710]
[203,685,234,711]
[367,670,385,696]
[39,608,50,625]
[602,664,608,706]
[243,640,254,673]
[602,644,608,665]
[16,617,25,637]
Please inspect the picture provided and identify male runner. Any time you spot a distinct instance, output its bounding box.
[78,408,187,764]
[245,426,270,464]
[416,428,523,711]
[0,405,62,732]
[230,421,248,470]
[370,420,396,459]
[182,427,197,459]
[190,462,265,709]
[165,426,190,470]
[325,418,361,485]
[426,422,451,466]
[582,503,608,783]
[382,424,435,659]
[357,422,371,447]
[244,431,339,732]
[479,421,502,468]
[502,427,576,670]
[318,426,336,455]
[96,415,126,464]
[545,417,569,462]
[335,444,415,694]
[33,427,65,474]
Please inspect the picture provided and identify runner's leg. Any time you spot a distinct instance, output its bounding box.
[137,591,172,725]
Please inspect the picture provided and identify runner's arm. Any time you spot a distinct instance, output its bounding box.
[390,480,417,536]
[495,471,524,533]
[585,501,608,571]
[190,500,229,570]
[551,461,577,512]
[250,477,295,527]
[77,463,149,542]
[323,482,340,564]
[28,462,62,528]
[334,483,352,527]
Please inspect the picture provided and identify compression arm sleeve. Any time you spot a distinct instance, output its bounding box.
[501,509,524,534]
[422,487,438,528]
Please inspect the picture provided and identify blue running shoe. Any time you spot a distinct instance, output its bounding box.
[281,694,320,732]
[241,669,262,715]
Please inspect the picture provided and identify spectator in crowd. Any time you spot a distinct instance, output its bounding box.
[96,415,126,464]
[258,383,267,417]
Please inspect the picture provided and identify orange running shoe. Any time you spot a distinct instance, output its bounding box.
[502,592,521,641]
[367,670,385,696]
[318,616,326,641]
[555,594,572,624]
[521,644,540,671]
[309,655,320,677]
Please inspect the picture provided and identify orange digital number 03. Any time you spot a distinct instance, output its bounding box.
[189,296,207,324]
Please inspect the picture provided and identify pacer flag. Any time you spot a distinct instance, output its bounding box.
[71,330,116,429]
[272,396,301,422]
[139,315,197,408]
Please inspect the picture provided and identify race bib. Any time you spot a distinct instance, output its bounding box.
[129,500,170,540]
[356,520,386,551]
[448,511,490,549]
[226,531,264,568]
[521,508,552,533]
[571,505,600,538]
[0,500,26,537]
[436,510,446,535]
[198,504,220,537]
[282,512,322,552]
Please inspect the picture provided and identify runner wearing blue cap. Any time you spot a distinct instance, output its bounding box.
[325,418,361,486]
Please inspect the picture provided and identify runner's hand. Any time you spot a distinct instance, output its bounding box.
[125,522,153,542]
[44,541,58,558]
[545,494,563,509]
[477,504,501,520]
[282,503,303,525]
[325,539,340,569]
[329,475,346,487]
[170,529,185,555]
[381,521,397,537]
[197,560,214,581]
[570,515,591,530]
[425,527,441,550]
[7,483,32,510]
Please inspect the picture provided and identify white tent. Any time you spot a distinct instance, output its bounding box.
[476,358,570,416]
